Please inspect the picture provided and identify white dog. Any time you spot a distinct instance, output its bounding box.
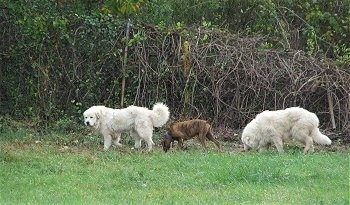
[83,103,170,151]
[241,107,331,153]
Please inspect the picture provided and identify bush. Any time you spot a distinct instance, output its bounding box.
[0,0,349,139]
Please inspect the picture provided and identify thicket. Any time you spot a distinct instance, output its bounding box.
[0,0,349,138]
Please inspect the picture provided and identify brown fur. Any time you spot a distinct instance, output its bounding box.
[162,119,221,152]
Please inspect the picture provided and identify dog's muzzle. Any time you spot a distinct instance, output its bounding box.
[162,141,169,152]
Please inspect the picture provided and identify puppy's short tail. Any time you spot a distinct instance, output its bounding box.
[312,128,331,145]
[151,103,170,127]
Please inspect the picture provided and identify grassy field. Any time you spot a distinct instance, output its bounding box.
[0,130,349,205]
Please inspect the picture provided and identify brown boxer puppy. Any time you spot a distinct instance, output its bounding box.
[162,119,221,152]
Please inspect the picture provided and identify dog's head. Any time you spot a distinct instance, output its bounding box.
[83,106,103,129]
[241,134,253,151]
[162,132,174,152]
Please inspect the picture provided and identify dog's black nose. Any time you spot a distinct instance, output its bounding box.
[86,121,90,126]
[163,147,169,152]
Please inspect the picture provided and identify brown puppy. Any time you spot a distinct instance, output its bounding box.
[162,119,221,152]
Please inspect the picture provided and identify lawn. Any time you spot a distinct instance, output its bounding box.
[0,137,349,205]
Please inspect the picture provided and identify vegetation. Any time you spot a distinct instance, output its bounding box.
[1,1,349,136]
[0,1,348,204]
[0,136,349,204]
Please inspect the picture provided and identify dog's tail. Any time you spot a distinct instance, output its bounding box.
[151,103,170,127]
[312,128,331,145]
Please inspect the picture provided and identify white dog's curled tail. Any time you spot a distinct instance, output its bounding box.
[312,128,332,145]
[151,103,170,127]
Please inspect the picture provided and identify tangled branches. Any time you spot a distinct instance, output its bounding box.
[130,25,349,136]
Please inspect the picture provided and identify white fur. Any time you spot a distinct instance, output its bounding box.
[241,107,331,154]
[83,103,170,151]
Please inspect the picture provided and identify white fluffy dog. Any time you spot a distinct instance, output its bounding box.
[83,103,170,151]
[241,107,331,153]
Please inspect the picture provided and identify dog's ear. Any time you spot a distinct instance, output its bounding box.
[95,107,104,119]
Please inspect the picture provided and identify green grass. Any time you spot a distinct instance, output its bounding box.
[1,137,349,205]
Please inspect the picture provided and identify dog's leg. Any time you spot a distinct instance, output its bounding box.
[130,129,142,150]
[112,133,123,147]
[258,146,267,152]
[178,138,184,149]
[303,136,314,154]
[206,132,221,150]
[136,130,154,151]
[134,139,142,149]
[198,133,208,148]
[144,138,154,152]
[143,129,155,151]
[292,127,315,154]
[272,136,284,153]
[103,134,112,151]
[135,121,154,151]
